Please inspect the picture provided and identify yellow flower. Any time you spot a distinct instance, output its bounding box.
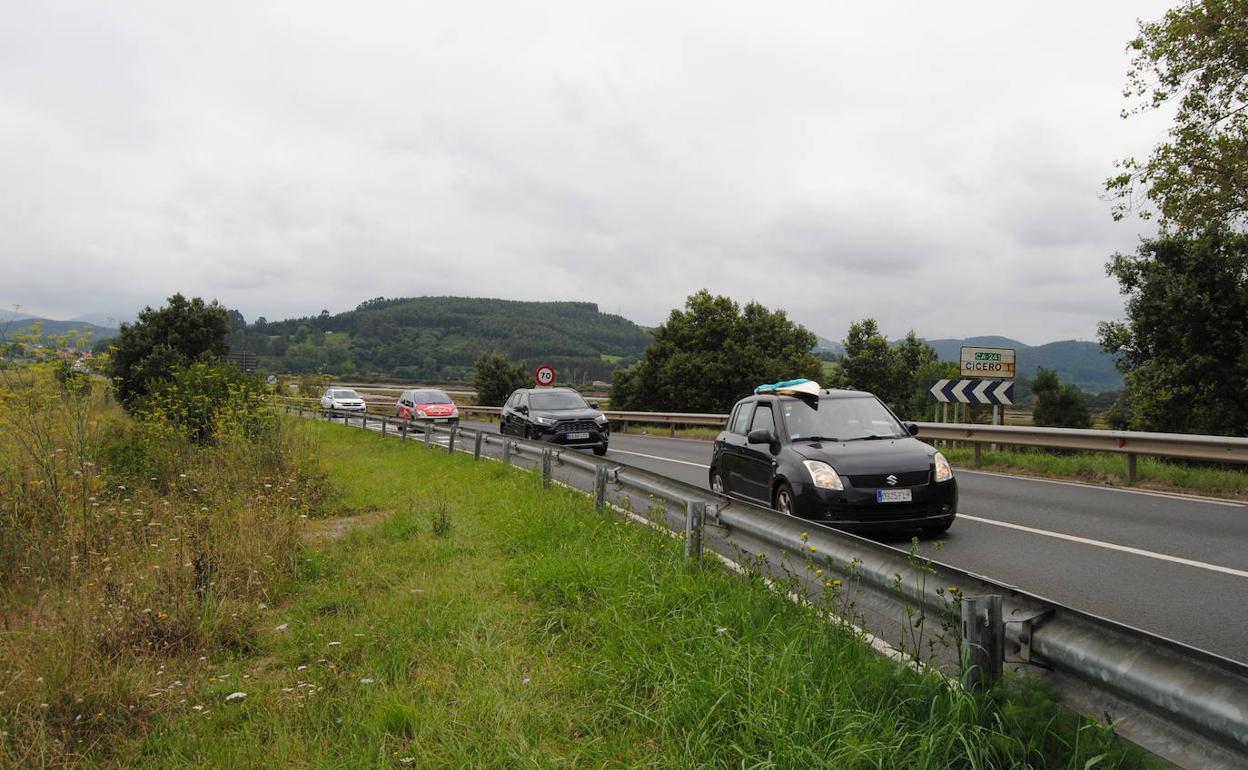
[809,545,817,552]
[815,568,823,576]
[832,579,842,586]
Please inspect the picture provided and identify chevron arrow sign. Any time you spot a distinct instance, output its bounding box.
[928,379,1013,405]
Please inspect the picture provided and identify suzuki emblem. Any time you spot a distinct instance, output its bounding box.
[885,474,898,486]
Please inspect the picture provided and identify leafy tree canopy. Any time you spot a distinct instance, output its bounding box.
[612,290,823,413]
[473,352,529,407]
[1107,0,1248,233]
[1098,231,1248,434]
[836,321,946,418]
[1030,368,1092,429]
[108,294,229,410]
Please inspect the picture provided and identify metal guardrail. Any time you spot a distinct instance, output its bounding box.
[292,402,1248,769]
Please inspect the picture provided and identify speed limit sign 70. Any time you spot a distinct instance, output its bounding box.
[534,365,556,386]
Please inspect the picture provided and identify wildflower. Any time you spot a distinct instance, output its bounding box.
[359,678,374,685]
[801,531,809,540]
[833,579,842,586]
[815,568,824,576]
[224,692,247,704]
[327,641,342,647]
[274,624,288,632]
[809,545,817,552]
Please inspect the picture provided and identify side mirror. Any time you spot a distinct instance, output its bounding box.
[905,422,919,436]
[747,429,775,446]
[517,405,529,415]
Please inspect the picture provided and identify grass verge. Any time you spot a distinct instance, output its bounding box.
[942,445,1248,501]
[106,421,1156,768]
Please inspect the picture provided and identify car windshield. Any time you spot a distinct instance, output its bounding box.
[530,391,589,410]
[332,390,360,399]
[780,396,907,441]
[412,390,452,404]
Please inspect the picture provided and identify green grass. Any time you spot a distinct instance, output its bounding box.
[92,421,1161,768]
[943,445,1248,500]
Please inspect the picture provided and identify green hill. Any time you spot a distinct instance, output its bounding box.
[230,296,652,382]
[0,316,119,346]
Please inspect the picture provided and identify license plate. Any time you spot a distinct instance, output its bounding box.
[566,432,590,440]
[434,418,449,423]
[876,489,912,503]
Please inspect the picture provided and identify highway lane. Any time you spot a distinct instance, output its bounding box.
[462,419,1248,662]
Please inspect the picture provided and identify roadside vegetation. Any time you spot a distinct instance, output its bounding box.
[124,423,1156,767]
[942,446,1248,501]
[0,331,326,767]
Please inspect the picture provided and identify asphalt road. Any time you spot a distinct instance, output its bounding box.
[462,419,1248,663]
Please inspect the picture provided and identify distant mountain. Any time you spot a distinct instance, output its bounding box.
[0,316,119,345]
[0,308,34,322]
[69,312,132,327]
[813,335,844,356]
[231,296,653,381]
[925,337,1120,393]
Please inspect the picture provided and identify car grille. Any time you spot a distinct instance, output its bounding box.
[846,470,930,488]
[556,420,598,433]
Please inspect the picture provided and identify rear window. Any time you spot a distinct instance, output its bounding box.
[729,403,752,434]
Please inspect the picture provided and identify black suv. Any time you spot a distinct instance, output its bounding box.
[500,387,610,456]
[710,389,957,535]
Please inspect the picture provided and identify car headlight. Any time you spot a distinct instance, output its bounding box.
[414,409,427,418]
[802,460,844,491]
[593,414,608,425]
[934,452,953,483]
[533,415,555,425]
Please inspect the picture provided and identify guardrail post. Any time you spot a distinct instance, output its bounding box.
[502,438,512,465]
[424,424,432,446]
[1127,454,1137,483]
[684,500,704,561]
[473,431,483,460]
[400,422,407,441]
[974,442,982,467]
[541,449,552,487]
[381,417,387,437]
[961,595,1003,692]
[361,414,368,431]
[669,423,676,438]
[594,463,608,511]
[447,428,456,454]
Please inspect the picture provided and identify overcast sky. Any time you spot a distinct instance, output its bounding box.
[2,1,1174,344]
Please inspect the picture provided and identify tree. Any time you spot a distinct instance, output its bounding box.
[107,294,229,410]
[473,352,528,407]
[1106,0,1248,233]
[611,290,823,413]
[1098,231,1248,434]
[1031,368,1092,429]
[839,320,903,404]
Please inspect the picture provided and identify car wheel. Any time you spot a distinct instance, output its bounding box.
[921,519,953,538]
[593,444,608,456]
[773,482,795,515]
[709,467,725,495]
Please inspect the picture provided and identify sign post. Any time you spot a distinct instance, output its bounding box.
[534,364,556,387]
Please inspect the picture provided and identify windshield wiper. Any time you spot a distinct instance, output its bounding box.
[847,434,901,441]
[792,435,839,443]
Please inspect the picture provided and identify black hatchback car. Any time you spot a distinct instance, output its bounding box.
[500,387,610,456]
[710,389,957,535]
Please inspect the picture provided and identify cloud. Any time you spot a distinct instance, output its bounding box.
[0,0,1172,343]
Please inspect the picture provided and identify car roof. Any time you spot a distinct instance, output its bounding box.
[520,387,577,394]
[737,388,875,405]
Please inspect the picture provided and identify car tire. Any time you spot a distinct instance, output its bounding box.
[921,519,954,537]
[773,482,795,515]
[593,444,608,456]
[709,467,725,495]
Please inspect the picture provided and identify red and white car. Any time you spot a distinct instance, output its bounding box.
[396,388,459,425]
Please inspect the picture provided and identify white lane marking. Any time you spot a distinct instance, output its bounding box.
[608,448,710,469]
[956,468,1247,508]
[959,513,1248,579]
